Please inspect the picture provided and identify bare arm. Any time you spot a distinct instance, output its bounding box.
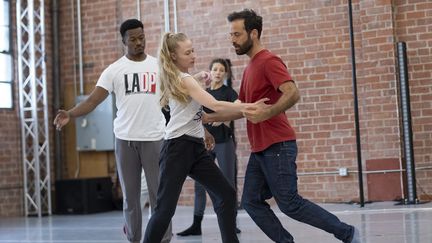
[183,76,246,113]
[243,81,300,124]
[202,99,244,123]
[266,81,300,117]
[53,86,109,130]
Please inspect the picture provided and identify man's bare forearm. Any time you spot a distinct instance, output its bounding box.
[266,90,299,118]
[266,82,300,118]
[68,99,100,118]
[68,87,109,118]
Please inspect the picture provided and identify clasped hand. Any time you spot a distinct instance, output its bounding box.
[242,98,271,124]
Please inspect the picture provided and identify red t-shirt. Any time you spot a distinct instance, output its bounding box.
[239,49,296,152]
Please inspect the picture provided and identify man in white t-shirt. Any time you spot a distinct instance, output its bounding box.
[53,19,172,243]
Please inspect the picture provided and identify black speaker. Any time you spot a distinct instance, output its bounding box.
[55,177,114,214]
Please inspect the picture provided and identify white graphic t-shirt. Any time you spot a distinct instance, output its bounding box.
[164,73,204,139]
[96,55,165,141]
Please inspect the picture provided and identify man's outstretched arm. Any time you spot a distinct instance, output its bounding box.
[53,87,109,130]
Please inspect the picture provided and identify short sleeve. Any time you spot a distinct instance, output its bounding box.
[96,67,114,93]
[264,56,293,91]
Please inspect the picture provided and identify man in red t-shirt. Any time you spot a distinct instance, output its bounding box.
[205,9,360,243]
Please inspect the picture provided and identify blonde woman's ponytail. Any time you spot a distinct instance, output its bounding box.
[158,32,190,107]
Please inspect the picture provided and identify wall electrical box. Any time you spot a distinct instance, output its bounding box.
[75,95,115,151]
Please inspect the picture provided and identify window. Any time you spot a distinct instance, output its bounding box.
[0,0,12,109]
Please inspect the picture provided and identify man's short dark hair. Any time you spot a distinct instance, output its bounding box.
[227,9,263,39]
[120,19,144,39]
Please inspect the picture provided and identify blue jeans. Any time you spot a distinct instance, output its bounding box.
[241,140,354,243]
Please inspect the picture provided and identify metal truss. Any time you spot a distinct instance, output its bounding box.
[16,0,51,217]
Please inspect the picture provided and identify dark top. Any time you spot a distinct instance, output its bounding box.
[203,85,238,143]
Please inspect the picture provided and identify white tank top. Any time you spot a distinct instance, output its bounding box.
[164,72,205,139]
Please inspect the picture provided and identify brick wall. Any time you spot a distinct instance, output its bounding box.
[0,106,22,216]
[1,0,431,216]
[394,0,432,200]
[355,0,401,200]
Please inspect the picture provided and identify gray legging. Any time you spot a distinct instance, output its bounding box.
[194,139,237,216]
[115,138,172,243]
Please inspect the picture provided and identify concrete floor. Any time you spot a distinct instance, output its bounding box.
[0,201,431,243]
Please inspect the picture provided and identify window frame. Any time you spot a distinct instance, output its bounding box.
[0,0,13,110]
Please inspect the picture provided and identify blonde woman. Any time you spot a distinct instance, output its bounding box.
[142,32,267,243]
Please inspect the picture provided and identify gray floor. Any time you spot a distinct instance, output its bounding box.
[1,201,432,243]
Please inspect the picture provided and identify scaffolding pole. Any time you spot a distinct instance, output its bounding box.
[16,0,51,217]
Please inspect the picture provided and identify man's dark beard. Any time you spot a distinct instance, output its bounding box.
[235,35,253,55]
